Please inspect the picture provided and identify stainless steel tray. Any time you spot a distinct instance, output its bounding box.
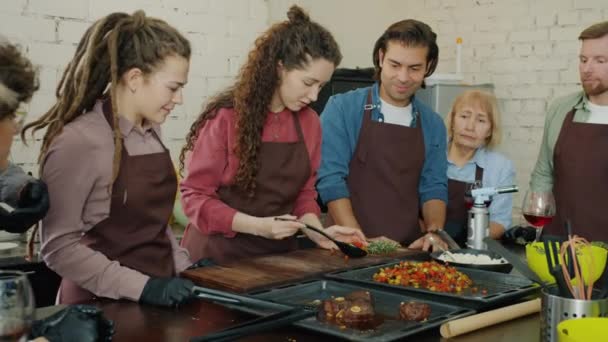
[326,261,539,309]
[243,279,474,342]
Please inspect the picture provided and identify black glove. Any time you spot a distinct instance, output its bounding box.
[29,305,114,342]
[0,180,50,233]
[186,258,216,270]
[504,225,537,245]
[139,277,195,307]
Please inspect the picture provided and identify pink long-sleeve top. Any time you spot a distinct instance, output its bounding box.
[180,106,322,238]
[40,101,192,302]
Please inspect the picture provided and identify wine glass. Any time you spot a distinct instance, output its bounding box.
[0,271,35,342]
[522,190,555,241]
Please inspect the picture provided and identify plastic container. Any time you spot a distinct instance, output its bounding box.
[557,317,608,342]
[526,242,607,285]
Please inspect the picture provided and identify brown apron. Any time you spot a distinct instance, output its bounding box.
[181,111,311,264]
[342,90,425,245]
[545,108,608,243]
[444,165,484,246]
[58,101,176,304]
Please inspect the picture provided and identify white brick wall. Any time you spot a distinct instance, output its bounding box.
[269,0,608,217]
[5,0,608,221]
[5,0,269,177]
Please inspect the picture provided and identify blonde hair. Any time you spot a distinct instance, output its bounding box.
[445,89,502,149]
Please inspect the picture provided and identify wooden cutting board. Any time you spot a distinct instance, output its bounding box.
[181,248,424,293]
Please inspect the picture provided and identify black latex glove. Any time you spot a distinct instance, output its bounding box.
[186,258,216,270]
[0,180,50,233]
[29,305,114,342]
[504,225,537,245]
[139,277,195,307]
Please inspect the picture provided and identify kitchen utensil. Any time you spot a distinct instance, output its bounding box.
[192,286,287,310]
[436,229,461,250]
[526,242,607,286]
[484,237,546,286]
[541,286,608,342]
[274,217,367,258]
[440,298,541,338]
[544,240,572,298]
[181,248,423,293]
[427,234,457,262]
[430,248,513,273]
[327,260,537,310]
[191,308,314,342]
[246,279,473,342]
[558,317,608,342]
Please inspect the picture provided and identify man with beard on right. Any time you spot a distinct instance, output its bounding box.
[529,21,608,243]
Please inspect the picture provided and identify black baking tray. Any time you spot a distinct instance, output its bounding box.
[326,261,539,310]
[240,279,474,342]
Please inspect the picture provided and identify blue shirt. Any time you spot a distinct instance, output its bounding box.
[317,82,448,206]
[448,147,515,229]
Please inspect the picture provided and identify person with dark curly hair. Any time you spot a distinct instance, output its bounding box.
[317,19,450,252]
[178,5,366,264]
[0,41,49,235]
[22,11,197,307]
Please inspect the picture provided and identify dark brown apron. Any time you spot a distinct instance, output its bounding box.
[341,90,425,245]
[181,111,311,265]
[444,165,484,246]
[58,101,176,304]
[545,108,608,243]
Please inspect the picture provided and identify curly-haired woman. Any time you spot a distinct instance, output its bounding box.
[179,5,366,264]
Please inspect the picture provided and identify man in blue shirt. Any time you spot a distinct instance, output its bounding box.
[317,19,448,251]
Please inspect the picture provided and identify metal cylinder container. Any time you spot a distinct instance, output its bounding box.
[467,204,489,250]
[541,286,608,342]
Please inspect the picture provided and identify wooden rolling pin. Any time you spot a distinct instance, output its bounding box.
[440,298,541,338]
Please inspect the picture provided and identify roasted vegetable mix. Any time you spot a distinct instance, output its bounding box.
[373,261,473,293]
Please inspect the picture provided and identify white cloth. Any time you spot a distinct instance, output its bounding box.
[585,101,608,124]
[380,98,413,126]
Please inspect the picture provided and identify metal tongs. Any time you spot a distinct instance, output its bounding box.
[191,286,315,342]
[428,233,457,262]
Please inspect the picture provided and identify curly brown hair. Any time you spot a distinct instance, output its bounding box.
[22,10,190,183]
[0,43,39,120]
[179,5,342,196]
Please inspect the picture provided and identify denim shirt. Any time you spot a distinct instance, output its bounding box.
[448,147,515,229]
[317,82,448,206]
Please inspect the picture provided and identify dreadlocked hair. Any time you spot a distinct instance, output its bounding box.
[22,10,190,183]
[179,5,341,196]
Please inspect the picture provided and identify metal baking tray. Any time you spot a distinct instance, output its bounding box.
[326,261,539,309]
[241,279,474,342]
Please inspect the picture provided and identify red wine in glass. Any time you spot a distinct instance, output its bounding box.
[522,190,556,241]
[523,214,554,227]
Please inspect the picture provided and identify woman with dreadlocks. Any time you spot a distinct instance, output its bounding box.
[22,11,195,306]
[179,5,367,264]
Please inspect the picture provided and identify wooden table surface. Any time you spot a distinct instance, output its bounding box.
[37,297,541,342]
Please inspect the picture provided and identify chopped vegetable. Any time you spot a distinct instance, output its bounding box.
[372,261,473,293]
[366,240,400,255]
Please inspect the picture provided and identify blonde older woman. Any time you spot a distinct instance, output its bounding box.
[443,90,515,245]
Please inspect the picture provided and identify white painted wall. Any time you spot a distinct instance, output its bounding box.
[3,0,269,175]
[271,0,608,216]
[4,0,608,220]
